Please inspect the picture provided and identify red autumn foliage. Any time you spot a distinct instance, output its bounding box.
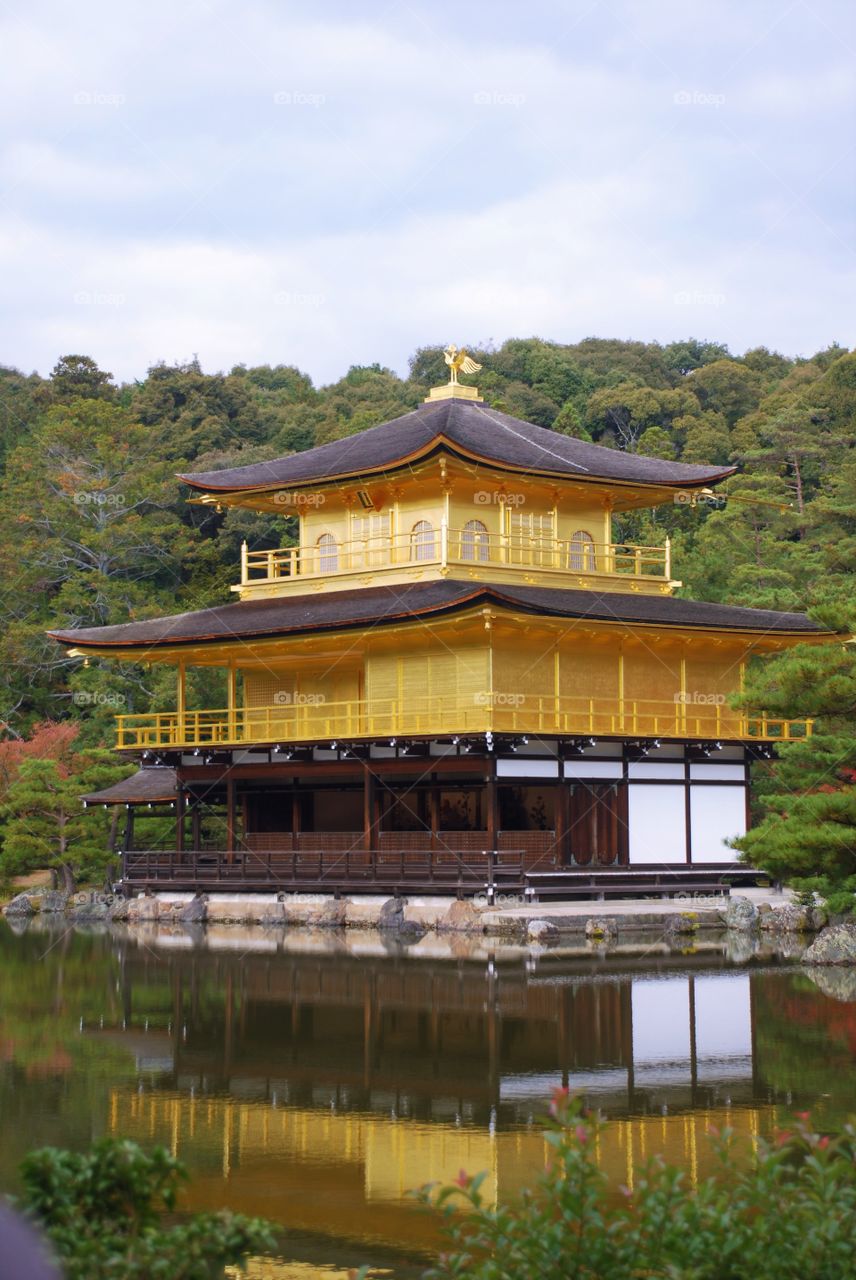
[0,721,79,801]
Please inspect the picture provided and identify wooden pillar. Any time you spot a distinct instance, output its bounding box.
[429,774,439,852]
[485,757,498,849]
[684,752,693,865]
[291,782,300,845]
[226,775,236,862]
[175,785,185,853]
[363,766,376,852]
[227,663,238,743]
[190,803,201,852]
[617,648,625,732]
[555,774,569,869]
[177,660,186,744]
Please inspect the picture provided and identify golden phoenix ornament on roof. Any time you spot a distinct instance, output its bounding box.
[443,344,482,385]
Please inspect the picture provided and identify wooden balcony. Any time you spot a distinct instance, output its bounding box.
[121,846,741,899]
[235,527,674,597]
[115,693,813,750]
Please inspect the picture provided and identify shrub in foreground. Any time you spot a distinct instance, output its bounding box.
[16,1138,275,1279]
[416,1092,856,1280]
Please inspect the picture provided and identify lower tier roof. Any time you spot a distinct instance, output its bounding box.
[83,767,178,804]
[49,581,832,653]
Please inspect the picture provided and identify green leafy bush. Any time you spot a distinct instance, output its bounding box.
[416,1092,856,1280]
[17,1138,275,1279]
[791,874,856,918]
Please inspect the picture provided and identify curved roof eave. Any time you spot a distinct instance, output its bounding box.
[177,400,737,495]
[47,580,835,655]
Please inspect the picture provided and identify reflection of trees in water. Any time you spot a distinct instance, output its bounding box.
[0,925,137,1188]
[5,925,856,1201]
[753,970,856,1119]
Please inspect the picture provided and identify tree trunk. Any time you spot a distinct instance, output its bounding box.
[59,862,75,894]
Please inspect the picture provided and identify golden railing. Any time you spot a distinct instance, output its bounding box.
[240,528,671,584]
[115,693,812,749]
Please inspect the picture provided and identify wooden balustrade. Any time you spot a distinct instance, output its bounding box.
[239,529,672,586]
[123,844,525,894]
[115,694,812,750]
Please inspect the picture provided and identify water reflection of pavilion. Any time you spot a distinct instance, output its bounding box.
[94,942,769,1255]
[107,945,758,1120]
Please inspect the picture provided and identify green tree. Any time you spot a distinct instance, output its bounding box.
[0,750,132,891]
[733,636,856,908]
[584,384,696,449]
[662,337,731,376]
[50,355,115,402]
[552,401,592,439]
[0,364,52,467]
[635,425,676,459]
[130,360,270,461]
[739,398,838,517]
[678,474,804,610]
[688,359,763,426]
[677,410,731,463]
[0,396,193,730]
[19,1138,274,1280]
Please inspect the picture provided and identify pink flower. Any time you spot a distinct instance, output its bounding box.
[575,1126,589,1145]
[549,1085,570,1117]
[818,1136,831,1150]
[454,1169,469,1188]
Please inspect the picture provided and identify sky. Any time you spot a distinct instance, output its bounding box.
[1,0,854,387]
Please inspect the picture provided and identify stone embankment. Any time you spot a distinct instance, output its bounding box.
[3,887,851,956]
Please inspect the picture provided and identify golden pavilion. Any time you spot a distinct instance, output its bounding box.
[50,355,836,897]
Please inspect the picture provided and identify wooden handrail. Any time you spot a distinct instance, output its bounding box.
[239,530,672,585]
[115,694,813,749]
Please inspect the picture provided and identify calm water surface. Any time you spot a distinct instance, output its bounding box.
[1,919,855,1279]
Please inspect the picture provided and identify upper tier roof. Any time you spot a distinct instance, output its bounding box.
[48,580,830,652]
[178,398,735,493]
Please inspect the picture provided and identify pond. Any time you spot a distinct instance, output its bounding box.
[1,919,854,1278]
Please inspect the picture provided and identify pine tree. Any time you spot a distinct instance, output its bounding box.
[0,751,132,892]
[734,636,856,909]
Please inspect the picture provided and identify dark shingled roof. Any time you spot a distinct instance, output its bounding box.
[49,581,830,652]
[178,399,735,492]
[82,767,177,805]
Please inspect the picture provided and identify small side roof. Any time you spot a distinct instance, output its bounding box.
[82,767,177,805]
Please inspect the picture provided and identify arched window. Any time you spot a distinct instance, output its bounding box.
[317,533,339,574]
[410,519,436,561]
[461,519,489,562]
[569,529,596,572]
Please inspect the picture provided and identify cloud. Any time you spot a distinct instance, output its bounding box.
[0,0,853,384]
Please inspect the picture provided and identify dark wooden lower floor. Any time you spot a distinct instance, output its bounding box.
[118,743,755,896]
[122,846,759,901]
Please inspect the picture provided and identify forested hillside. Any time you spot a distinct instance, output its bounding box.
[0,336,854,893]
